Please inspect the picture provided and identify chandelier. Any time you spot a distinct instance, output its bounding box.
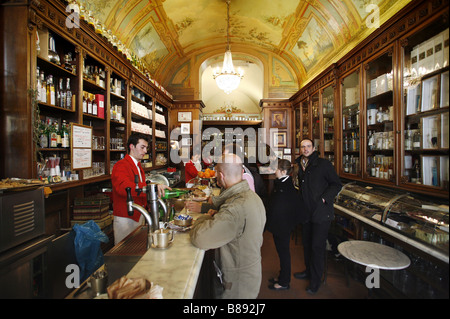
[213,0,243,94]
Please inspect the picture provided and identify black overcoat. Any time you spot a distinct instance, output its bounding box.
[295,151,342,224]
[266,176,301,235]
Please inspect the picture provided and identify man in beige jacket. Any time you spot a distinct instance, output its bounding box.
[190,154,266,298]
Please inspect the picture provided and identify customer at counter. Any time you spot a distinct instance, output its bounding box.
[190,154,266,299]
[111,133,169,245]
[185,151,202,186]
[293,138,342,295]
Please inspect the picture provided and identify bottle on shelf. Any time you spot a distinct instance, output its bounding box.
[39,120,48,148]
[36,67,42,102]
[61,120,70,148]
[56,121,62,148]
[66,78,72,109]
[40,71,47,103]
[93,95,98,116]
[388,157,394,179]
[413,126,421,149]
[59,78,66,109]
[48,119,57,148]
[87,93,93,114]
[82,92,87,113]
[47,75,55,105]
[368,130,374,151]
[413,159,421,184]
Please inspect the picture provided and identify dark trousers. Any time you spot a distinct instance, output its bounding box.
[273,233,291,286]
[301,220,331,288]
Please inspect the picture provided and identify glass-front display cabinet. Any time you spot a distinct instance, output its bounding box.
[364,49,395,183]
[335,181,449,298]
[301,99,310,142]
[340,69,361,176]
[322,85,335,166]
[311,92,321,155]
[400,15,449,195]
[295,99,311,156]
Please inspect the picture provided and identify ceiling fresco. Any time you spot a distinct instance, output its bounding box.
[78,0,411,98]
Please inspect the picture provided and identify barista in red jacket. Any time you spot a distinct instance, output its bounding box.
[111,133,169,244]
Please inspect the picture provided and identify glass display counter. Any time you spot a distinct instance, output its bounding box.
[336,182,449,255]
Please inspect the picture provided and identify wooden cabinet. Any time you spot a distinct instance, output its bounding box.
[0,0,173,187]
[290,0,449,199]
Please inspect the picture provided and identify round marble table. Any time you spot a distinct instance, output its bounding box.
[338,240,410,270]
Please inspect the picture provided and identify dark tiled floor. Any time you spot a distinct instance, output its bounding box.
[258,230,368,299]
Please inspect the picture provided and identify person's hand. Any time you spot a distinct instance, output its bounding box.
[185,200,202,213]
[157,184,172,198]
[207,209,218,217]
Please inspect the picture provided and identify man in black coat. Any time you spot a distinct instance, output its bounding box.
[294,138,342,295]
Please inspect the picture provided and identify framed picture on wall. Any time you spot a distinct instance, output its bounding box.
[270,110,287,128]
[178,111,192,122]
[272,131,287,148]
[180,123,190,134]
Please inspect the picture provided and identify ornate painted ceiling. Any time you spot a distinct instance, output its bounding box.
[80,0,411,102]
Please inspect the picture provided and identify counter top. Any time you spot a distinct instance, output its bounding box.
[67,211,205,299]
[126,213,204,299]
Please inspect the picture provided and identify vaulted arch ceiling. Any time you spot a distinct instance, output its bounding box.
[81,0,411,98]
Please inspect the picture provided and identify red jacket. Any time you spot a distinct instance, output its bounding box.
[111,155,147,222]
[185,160,199,184]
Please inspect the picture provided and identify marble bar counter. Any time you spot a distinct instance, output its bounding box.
[126,212,205,299]
[67,211,205,299]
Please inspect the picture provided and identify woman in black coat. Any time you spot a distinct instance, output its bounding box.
[266,159,301,290]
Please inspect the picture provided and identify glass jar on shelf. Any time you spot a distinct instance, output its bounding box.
[364,50,394,181]
[341,70,361,175]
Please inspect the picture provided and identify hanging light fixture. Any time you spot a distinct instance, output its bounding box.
[213,0,243,94]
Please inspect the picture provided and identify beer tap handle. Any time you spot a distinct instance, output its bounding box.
[125,187,134,216]
[134,175,142,196]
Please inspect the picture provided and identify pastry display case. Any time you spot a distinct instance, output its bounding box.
[335,182,449,255]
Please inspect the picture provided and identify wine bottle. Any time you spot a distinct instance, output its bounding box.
[66,78,72,109]
[161,188,190,199]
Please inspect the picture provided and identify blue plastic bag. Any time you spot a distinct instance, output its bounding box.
[73,220,109,281]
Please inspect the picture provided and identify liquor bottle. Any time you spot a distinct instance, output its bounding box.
[352,132,357,151]
[376,107,383,123]
[94,66,100,85]
[368,130,374,151]
[413,126,421,149]
[375,157,380,178]
[82,92,87,113]
[161,188,190,199]
[56,121,62,148]
[169,204,176,222]
[347,109,352,129]
[356,132,360,150]
[66,78,72,109]
[48,120,57,148]
[388,157,394,179]
[413,159,421,184]
[47,75,56,105]
[405,128,412,150]
[370,157,376,177]
[92,95,98,116]
[36,67,42,102]
[344,155,349,173]
[39,120,48,148]
[379,157,384,179]
[431,158,438,186]
[40,71,47,103]
[59,78,66,109]
[87,93,93,114]
[61,120,70,148]
[382,158,389,179]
